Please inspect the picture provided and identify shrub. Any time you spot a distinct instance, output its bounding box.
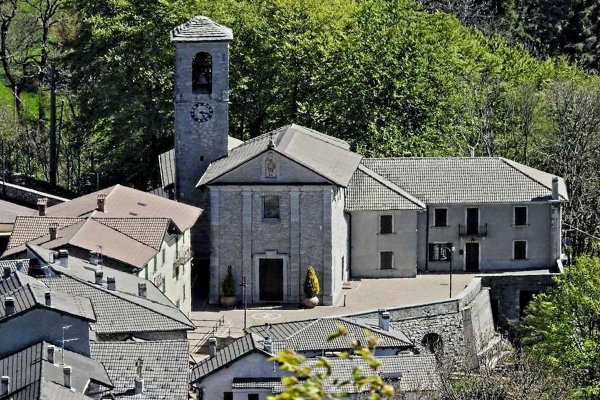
[222,265,236,296]
[303,266,320,298]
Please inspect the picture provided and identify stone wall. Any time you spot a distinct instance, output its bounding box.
[348,278,495,367]
[479,272,557,333]
[0,180,67,208]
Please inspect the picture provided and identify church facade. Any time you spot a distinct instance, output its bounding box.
[169,17,568,306]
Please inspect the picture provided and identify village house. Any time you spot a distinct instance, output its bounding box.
[1,184,201,316]
[165,16,568,306]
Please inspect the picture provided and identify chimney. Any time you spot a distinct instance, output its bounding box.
[107,276,116,290]
[95,270,104,285]
[138,282,147,298]
[552,176,559,200]
[208,337,217,357]
[5,297,15,315]
[135,378,144,395]
[264,336,273,354]
[63,365,72,389]
[1,376,9,396]
[16,261,24,272]
[89,251,99,265]
[49,222,58,241]
[45,292,52,307]
[37,197,48,216]
[97,193,107,212]
[57,249,69,268]
[378,309,390,331]
[47,345,55,364]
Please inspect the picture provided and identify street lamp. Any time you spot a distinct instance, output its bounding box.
[441,246,456,298]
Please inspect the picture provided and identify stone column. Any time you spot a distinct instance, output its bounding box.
[290,189,301,302]
[242,189,253,303]
[322,187,333,305]
[209,189,220,304]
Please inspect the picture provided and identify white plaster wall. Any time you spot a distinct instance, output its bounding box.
[350,210,419,278]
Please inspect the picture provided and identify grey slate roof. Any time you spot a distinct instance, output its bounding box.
[346,165,426,211]
[199,124,362,187]
[362,157,568,204]
[247,317,412,353]
[170,16,233,42]
[0,341,112,400]
[231,355,439,394]
[0,282,95,323]
[39,275,193,334]
[0,270,46,296]
[190,333,271,383]
[0,259,30,277]
[90,340,189,400]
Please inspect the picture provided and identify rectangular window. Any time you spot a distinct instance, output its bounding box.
[153,257,157,273]
[162,278,166,293]
[144,265,148,279]
[263,195,280,219]
[162,249,166,264]
[380,215,393,234]
[434,208,447,227]
[223,393,233,400]
[176,237,179,259]
[248,394,259,400]
[183,285,186,301]
[514,206,528,226]
[429,243,452,261]
[380,251,394,269]
[173,265,180,280]
[176,299,180,308]
[514,240,527,260]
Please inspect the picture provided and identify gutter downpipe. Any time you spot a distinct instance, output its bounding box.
[425,206,430,272]
[346,212,352,278]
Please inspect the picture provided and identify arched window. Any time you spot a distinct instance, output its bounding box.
[193,52,212,94]
[421,333,443,354]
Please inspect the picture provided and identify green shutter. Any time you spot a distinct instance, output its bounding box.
[153,257,157,273]
[144,265,148,279]
[162,278,166,292]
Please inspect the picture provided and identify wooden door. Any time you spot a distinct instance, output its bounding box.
[259,259,284,301]
[465,242,480,272]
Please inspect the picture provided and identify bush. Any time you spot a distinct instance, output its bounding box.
[303,266,320,298]
[222,265,236,296]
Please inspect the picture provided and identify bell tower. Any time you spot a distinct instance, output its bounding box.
[171,16,232,256]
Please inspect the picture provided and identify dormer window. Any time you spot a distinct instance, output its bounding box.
[193,52,212,94]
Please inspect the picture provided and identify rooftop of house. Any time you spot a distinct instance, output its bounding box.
[231,354,440,394]
[2,214,183,270]
[198,124,364,187]
[0,258,30,277]
[90,340,190,400]
[247,317,413,352]
[0,341,113,400]
[0,199,35,224]
[0,279,95,323]
[362,157,568,204]
[190,333,271,383]
[170,15,233,42]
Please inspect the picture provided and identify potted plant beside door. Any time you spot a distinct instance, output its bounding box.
[220,265,237,306]
[302,266,320,308]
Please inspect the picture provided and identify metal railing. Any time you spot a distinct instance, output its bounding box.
[458,223,488,237]
[174,246,192,267]
[191,316,225,354]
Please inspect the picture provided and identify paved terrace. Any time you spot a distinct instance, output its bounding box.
[189,273,477,356]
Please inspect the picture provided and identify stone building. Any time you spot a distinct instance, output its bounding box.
[168,16,568,306]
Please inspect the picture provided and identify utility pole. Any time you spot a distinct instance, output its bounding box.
[241,276,247,330]
[49,64,57,187]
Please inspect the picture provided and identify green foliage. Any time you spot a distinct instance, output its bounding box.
[519,257,600,398]
[268,325,394,399]
[303,266,320,298]
[221,265,236,296]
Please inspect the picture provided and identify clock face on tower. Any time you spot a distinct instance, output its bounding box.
[190,102,213,123]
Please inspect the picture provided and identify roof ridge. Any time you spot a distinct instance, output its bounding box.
[58,274,193,329]
[337,317,412,344]
[499,157,562,197]
[364,156,502,161]
[357,165,425,209]
[91,218,165,251]
[289,124,350,149]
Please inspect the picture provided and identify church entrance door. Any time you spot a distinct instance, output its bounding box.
[259,259,284,302]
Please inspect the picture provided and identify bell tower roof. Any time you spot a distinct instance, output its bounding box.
[170,16,233,43]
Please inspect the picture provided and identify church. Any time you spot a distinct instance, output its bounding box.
[166,16,568,306]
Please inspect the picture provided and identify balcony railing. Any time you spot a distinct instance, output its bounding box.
[459,223,488,237]
[174,246,193,267]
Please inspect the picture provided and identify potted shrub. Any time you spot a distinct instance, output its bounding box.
[220,265,237,306]
[302,266,320,308]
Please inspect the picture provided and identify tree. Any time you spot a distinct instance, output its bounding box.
[303,266,320,298]
[221,265,236,297]
[519,257,600,398]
